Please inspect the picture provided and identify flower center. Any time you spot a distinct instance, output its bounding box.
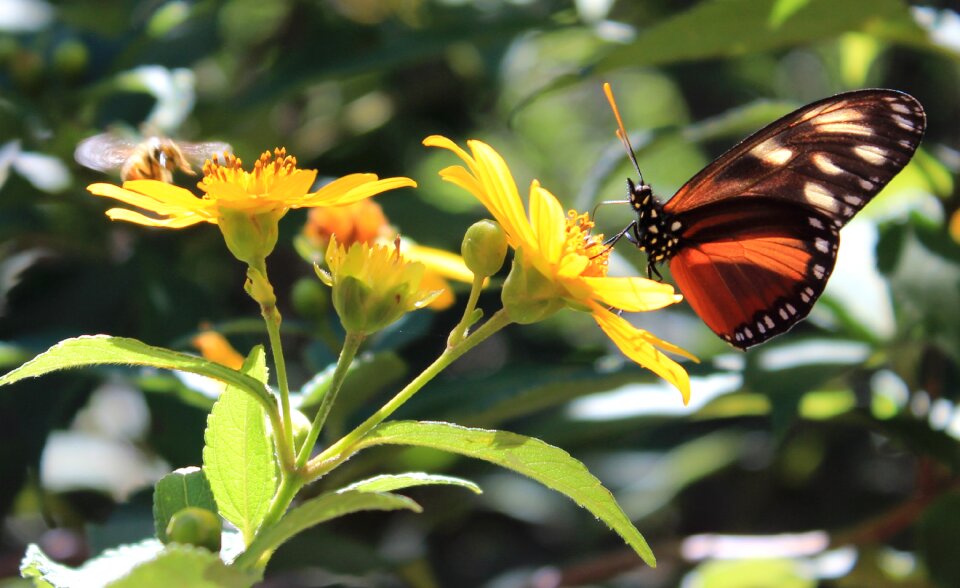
[202,148,299,196]
[564,210,609,278]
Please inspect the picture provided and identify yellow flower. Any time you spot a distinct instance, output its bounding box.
[318,236,441,335]
[424,135,695,402]
[88,148,416,265]
[302,199,473,310]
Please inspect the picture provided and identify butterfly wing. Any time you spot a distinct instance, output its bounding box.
[669,198,838,348]
[664,89,925,226]
[660,89,924,348]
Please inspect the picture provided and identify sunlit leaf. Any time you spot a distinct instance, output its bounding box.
[108,544,257,588]
[0,335,273,409]
[233,490,420,569]
[153,467,218,544]
[355,420,657,566]
[202,346,277,545]
[339,472,481,495]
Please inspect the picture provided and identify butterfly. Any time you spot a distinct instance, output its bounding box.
[602,84,926,349]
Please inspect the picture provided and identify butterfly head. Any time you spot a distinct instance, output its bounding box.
[624,177,682,279]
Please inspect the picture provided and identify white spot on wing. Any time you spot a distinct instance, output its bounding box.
[843,195,863,206]
[765,147,794,165]
[813,264,825,279]
[786,303,797,315]
[889,102,911,114]
[764,315,775,329]
[808,217,824,229]
[891,114,914,130]
[853,145,888,165]
[750,137,792,165]
[815,238,830,253]
[812,153,844,175]
[815,109,864,125]
[804,182,839,213]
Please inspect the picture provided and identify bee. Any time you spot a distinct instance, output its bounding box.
[74,133,232,183]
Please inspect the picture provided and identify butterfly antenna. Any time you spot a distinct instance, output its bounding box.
[603,82,645,185]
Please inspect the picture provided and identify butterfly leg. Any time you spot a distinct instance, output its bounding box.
[602,220,638,248]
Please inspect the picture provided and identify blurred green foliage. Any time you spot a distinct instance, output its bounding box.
[2,0,960,585]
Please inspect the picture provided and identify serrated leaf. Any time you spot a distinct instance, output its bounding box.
[108,544,258,588]
[203,346,277,545]
[355,420,657,566]
[0,335,272,409]
[339,472,482,495]
[597,0,925,71]
[21,540,164,588]
[153,467,218,543]
[233,490,420,569]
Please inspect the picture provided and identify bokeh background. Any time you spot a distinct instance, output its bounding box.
[3,0,960,586]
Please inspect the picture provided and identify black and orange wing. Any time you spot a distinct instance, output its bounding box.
[658,89,924,348]
[669,198,839,348]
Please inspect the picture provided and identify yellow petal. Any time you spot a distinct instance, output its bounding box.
[106,207,207,228]
[121,180,204,208]
[302,175,416,207]
[591,305,693,404]
[529,181,566,265]
[405,244,474,283]
[468,140,537,250]
[88,182,198,216]
[583,276,682,312]
[272,169,318,204]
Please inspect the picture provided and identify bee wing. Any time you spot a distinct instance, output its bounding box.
[177,141,233,167]
[74,134,140,172]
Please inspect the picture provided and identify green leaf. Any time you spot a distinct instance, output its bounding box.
[597,0,924,71]
[22,540,163,587]
[203,346,277,544]
[769,0,811,28]
[339,472,482,495]
[0,335,273,409]
[233,490,420,569]
[153,467,218,543]
[108,544,258,588]
[355,421,657,566]
[918,492,960,588]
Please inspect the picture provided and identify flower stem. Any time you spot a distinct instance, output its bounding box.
[296,331,366,468]
[448,273,486,347]
[304,308,513,480]
[262,304,295,470]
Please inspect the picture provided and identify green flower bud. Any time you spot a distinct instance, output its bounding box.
[165,507,222,552]
[501,250,565,324]
[291,277,330,322]
[218,208,283,268]
[462,220,507,278]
